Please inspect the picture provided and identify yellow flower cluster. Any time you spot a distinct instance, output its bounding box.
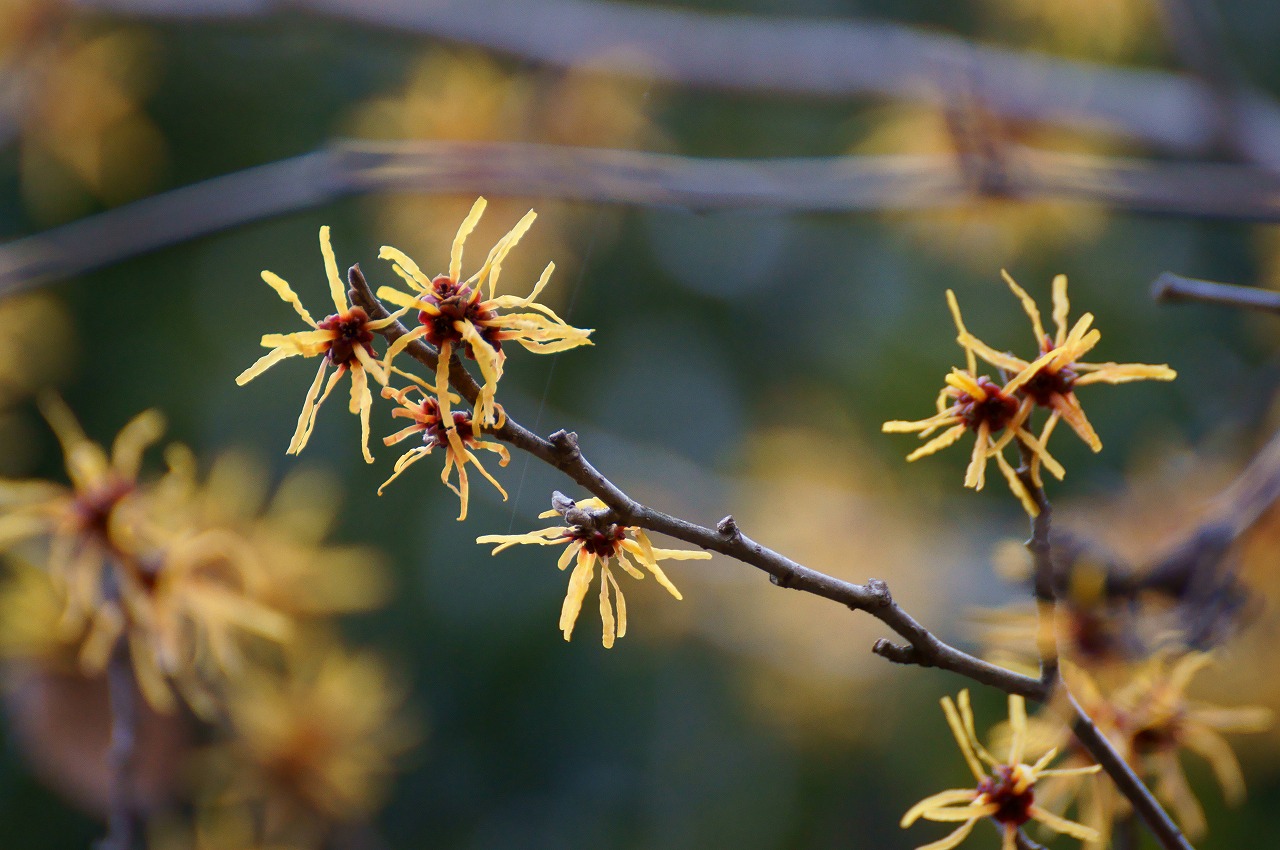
[884,272,1175,514]
[240,201,707,646]
[0,412,413,846]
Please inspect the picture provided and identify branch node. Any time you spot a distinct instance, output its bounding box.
[716,515,740,538]
[872,638,922,665]
[866,578,893,607]
[549,429,581,458]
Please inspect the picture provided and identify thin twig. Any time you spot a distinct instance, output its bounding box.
[1151,272,1280,314]
[98,564,138,850]
[66,0,1280,165]
[1115,812,1140,850]
[1015,457,1059,690]
[13,141,1280,298]
[347,268,1195,850]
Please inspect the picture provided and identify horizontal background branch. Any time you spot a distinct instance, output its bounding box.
[8,139,1280,296]
[70,0,1280,166]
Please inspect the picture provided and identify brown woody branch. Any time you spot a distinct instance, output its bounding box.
[347,267,1194,850]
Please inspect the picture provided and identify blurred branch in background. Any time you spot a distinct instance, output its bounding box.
[11,140,1280,295]
[1153,272,1280,315]
[68,0,1280,167]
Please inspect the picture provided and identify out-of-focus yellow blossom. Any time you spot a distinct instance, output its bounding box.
[377,196,592,441]
[207,640,416,842]
[0,396,166,637]
[0,557,191,818]
[166,450,389,618]
[237,227,400,464]
[977,0,1156,59]
[902,689,1099,850]
[850,105,1109,270]
[0,556,83,670]
[345,48,664,290]
[1111,652,1272,839]
[0,292,73,407]
[377,384,509,521]
[120,527,292,716]
[478,497,709,648]
[14,20,167,222]
[956,272,1175,463]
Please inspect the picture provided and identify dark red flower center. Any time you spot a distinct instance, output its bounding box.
[317,307,376,366]
[417,275,504,359]
[414,397,475,449]
[72,476,134,541]
[1131,718,1181,754]
[571,524,626,558]
[977,765,1035,826]
[956,377,1020,433]
[1022,355,1079,407]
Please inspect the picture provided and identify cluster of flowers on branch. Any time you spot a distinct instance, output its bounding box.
[238,199,709,645]
[884,272,1176,515]
[0,393,413,847]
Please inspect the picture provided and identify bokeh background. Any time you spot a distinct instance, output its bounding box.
[3,0,1280,847]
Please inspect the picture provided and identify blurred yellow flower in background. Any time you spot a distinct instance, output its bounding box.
[976,0,1157,58]
[1111,652,1272,839]
[850,105,1110,270]
[345,47,666,292]
[10,15,167,223]
[204,638,417,845]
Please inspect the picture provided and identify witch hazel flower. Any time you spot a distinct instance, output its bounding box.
[374,197,592,459]
[883,289,1064,516]
[477,496,709,648]
[376,383,510,521]
[957,272,1176,467]
[901,689,1100,850]
[236,227,400,463]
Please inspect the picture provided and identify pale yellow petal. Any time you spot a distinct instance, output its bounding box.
[901,789,982,827]
[319,226,347,313]
[236,346,298,385]
[450,197,488,282]
[559,551,596,641]
[599,563,617,648]
[913,817,979,850]
[1001,269,1046,344]
[261,270,316,327]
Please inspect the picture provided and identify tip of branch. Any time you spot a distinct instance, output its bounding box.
[871,638,917,665]
[550,491,576,514]
[1150,271,1178,303]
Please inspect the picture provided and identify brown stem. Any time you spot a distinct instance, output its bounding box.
[99,637,138,850]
